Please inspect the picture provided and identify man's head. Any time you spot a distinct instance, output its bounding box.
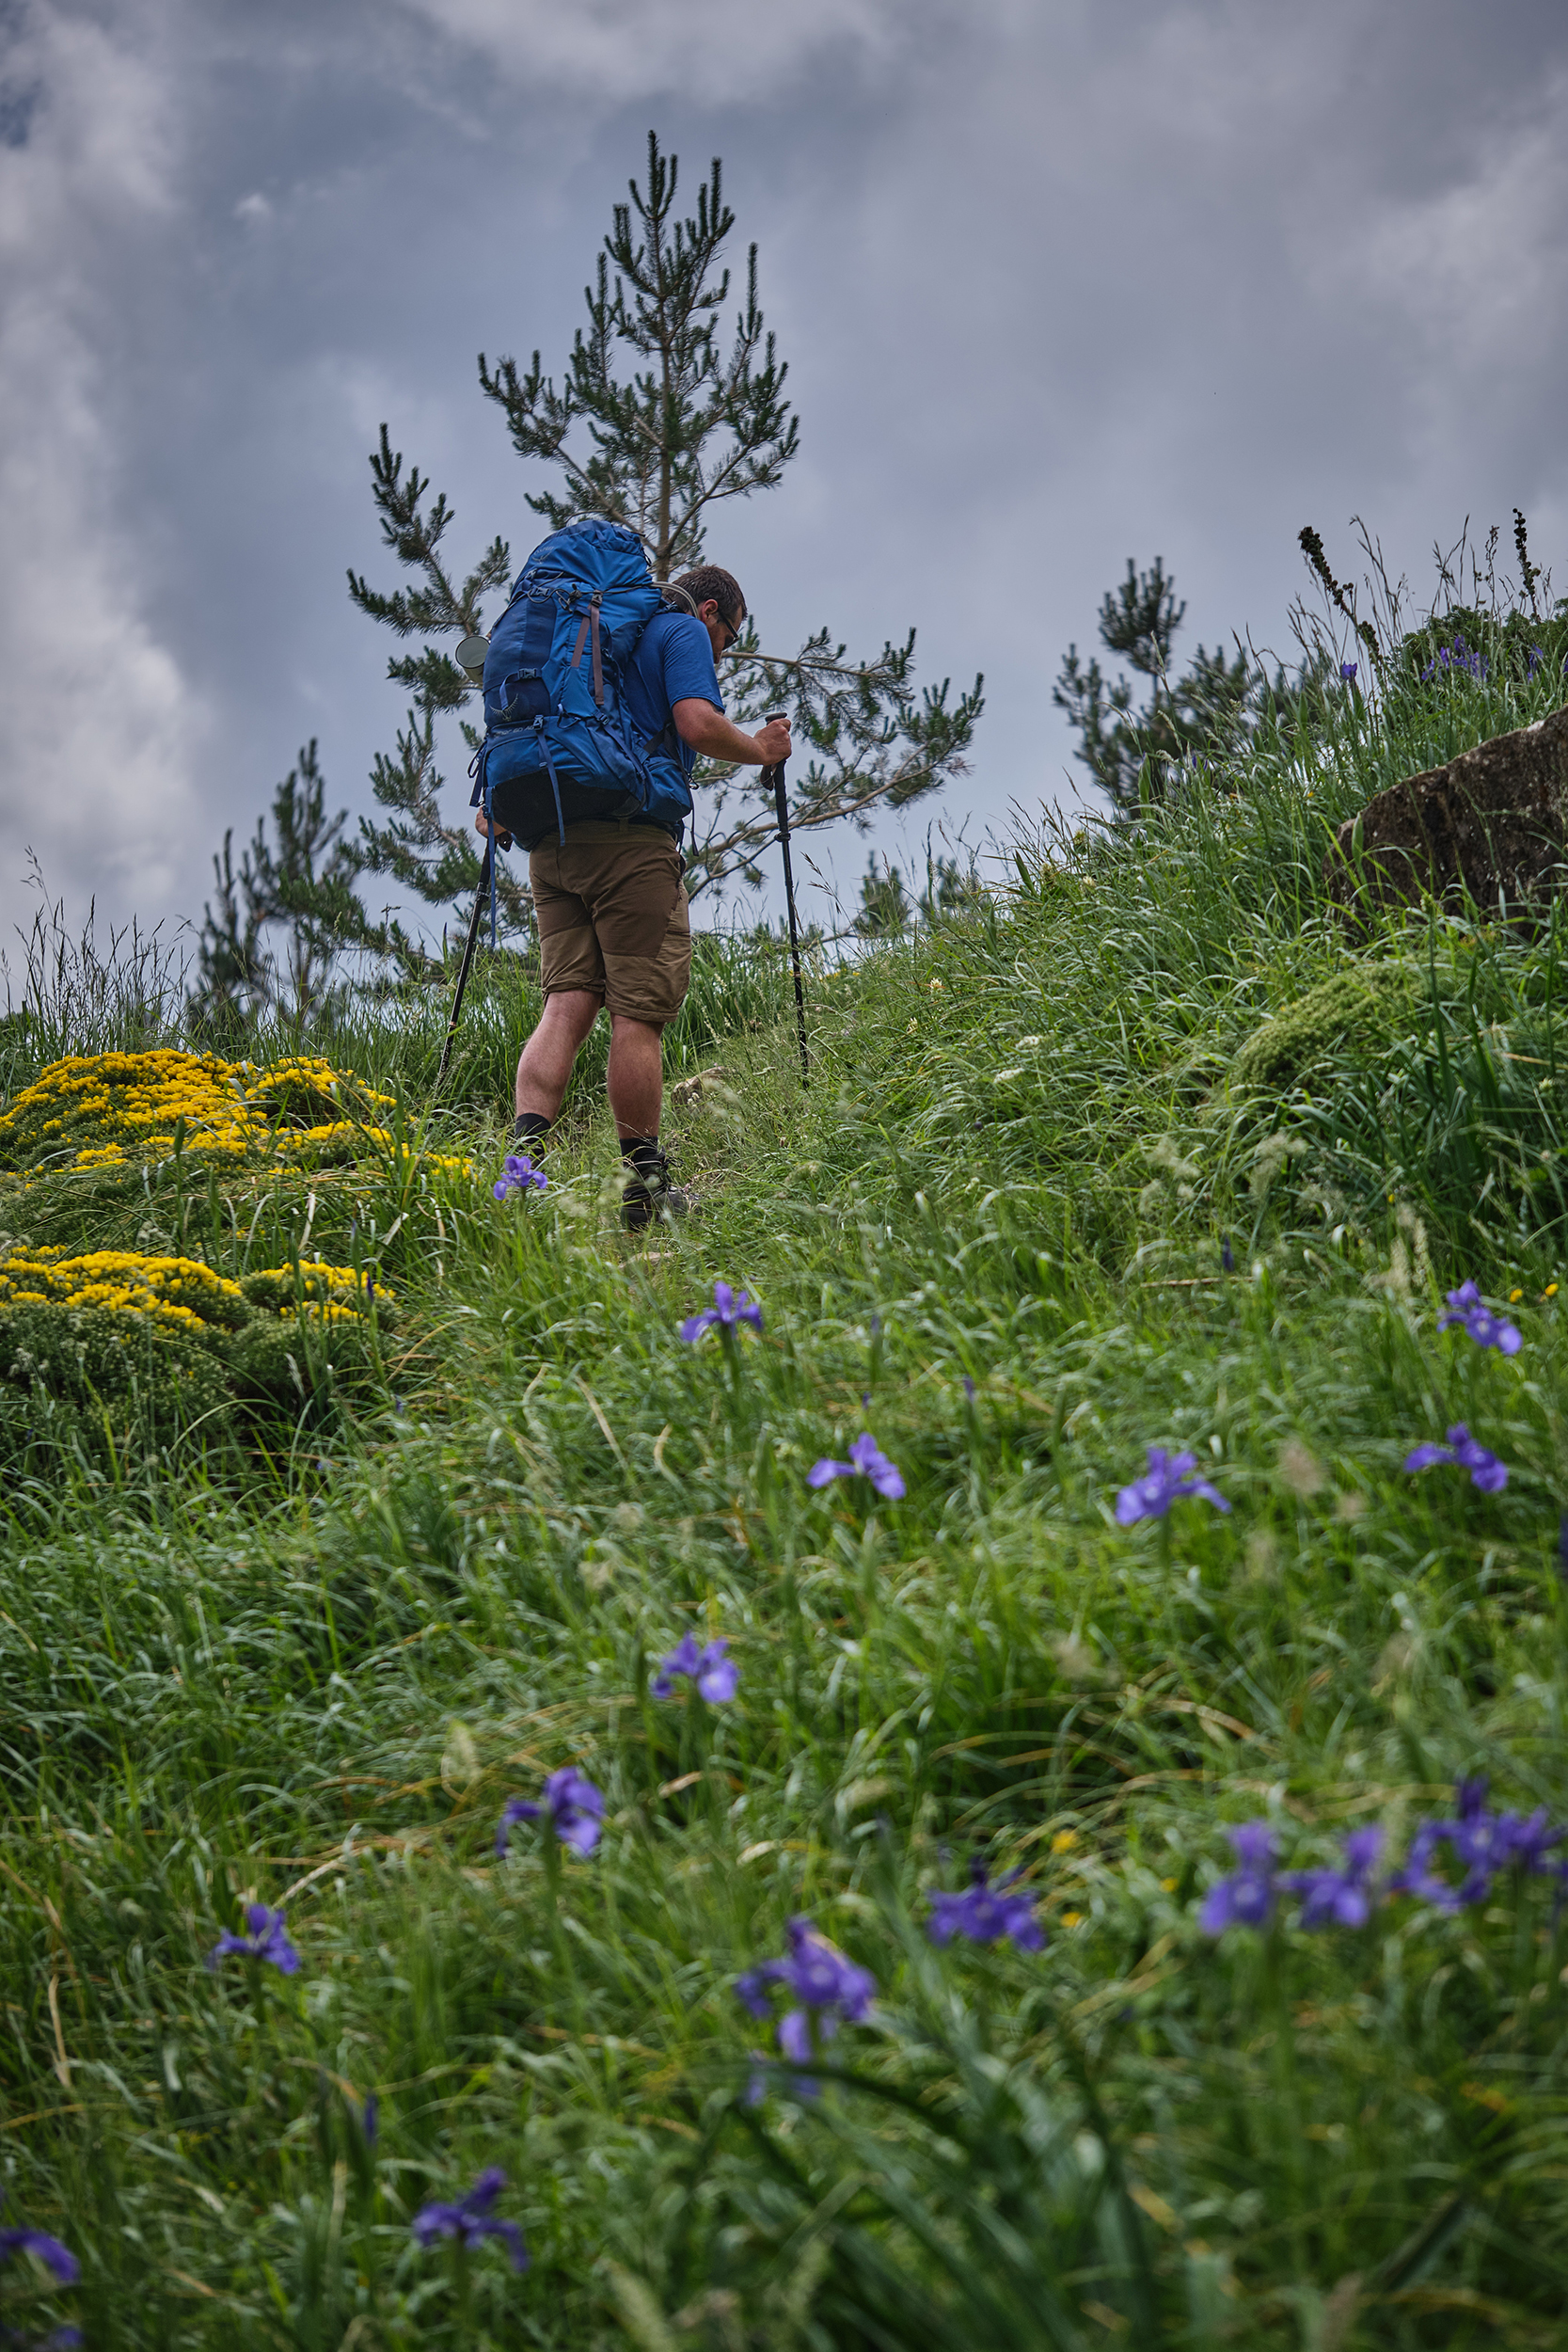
[672,564,746,661]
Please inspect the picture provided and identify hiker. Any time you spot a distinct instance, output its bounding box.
[475,558,791,1229]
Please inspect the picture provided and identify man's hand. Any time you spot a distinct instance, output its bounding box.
[673,699,792,767]
[473,809,513,849]
[753,713,793,768]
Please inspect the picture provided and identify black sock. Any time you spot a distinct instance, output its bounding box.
[620,1134,663,1184]
[513,1112,550,1150]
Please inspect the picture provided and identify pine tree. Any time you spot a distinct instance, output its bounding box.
[918,850,984,925]
[191,742,420,1028]
[1053,559,1271,823]
[349,131,983,931]
[194,832,268,1029]
[477,135,796,578]
[851,845,981,938]
[852,857,911,939]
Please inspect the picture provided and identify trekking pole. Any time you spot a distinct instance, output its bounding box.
[436,825,510,1088]
[762,713,809,1089]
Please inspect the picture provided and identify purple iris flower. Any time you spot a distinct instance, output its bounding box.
[1527,645,1545,679]
[359,2093,379,2149]
[926,1860,1046,1951]
[1403,1422,1508,1494]
[0,2205,78,2287]
[1421,633,1487,683]
[496,1766,605,1857]
[493,1152,546,1201]
[680,1281,763,1343]
[1391,1777,1566,1912]
[776,2009,821,2065]
[1281,1827,1383,1929]
[735,1915,877,2088]
[1437,1279,1522,1355]
[651,1632,738,1702]
[1340,661,1357,683]
[411,2167,529,2272]
[0,2195,82,2344]
[808,1432,906,1501]
[1115,1446,1230,1527]
[207,1904,300,1975]
[1392,1820,1467,1914]
[1496,1807,1565,1874]
[1198,1821,1278,1934]
[1221,1239,1235,1273]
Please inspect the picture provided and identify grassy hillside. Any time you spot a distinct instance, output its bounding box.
[3,631,1568,2348]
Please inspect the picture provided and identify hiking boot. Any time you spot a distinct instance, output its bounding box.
[621,1149,689,1232]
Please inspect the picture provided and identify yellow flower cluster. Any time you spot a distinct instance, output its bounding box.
[243,1262,394,1323]
[0,1051,397,1175]
[0,1051,251,1169]
[274,1120,395,1162]
[0,1247,394,1337]
[243,1057,396,1125]
[0,1246,245,1332]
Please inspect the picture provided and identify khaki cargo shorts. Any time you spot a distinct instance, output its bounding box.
[530,823,692,1029]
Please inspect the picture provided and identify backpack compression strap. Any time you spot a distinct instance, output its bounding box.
[568,593,605,707]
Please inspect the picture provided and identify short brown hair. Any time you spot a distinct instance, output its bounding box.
[672,565,746,629]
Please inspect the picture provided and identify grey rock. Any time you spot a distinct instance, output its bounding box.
[1324,702,1568,922]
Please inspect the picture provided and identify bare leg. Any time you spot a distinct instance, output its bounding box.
[606,1013,665,1139]
[515,991,601,1120]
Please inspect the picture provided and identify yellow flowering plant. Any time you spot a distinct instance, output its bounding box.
[0,1050,398,1176]
[0,1048,463,1470]
[243,1057,397,1147]
[241,1263,394,1324]
[0,1302,233,1454]
[0,1237,394,1467]
[0,1246,249,1334]
[0,1050,251,1170]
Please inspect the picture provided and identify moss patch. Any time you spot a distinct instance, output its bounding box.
[1229,961,1428,1092]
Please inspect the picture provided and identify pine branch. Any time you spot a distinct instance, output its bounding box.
[385,647,476,712]
[683,662,983,898]
[1098,558,1185,684]
[348,427,509,639]
[357,707,533,940]
[191,828,271,1028]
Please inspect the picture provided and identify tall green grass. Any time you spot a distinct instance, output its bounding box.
[3,593,1568,2345]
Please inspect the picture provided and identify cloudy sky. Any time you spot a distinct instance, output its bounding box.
[2,0,1566,963]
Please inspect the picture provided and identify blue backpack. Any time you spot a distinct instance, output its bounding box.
[469,520,689,885]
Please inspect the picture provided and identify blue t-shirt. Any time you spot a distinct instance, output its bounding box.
[623,609,724,836]
[626,608,724,747]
